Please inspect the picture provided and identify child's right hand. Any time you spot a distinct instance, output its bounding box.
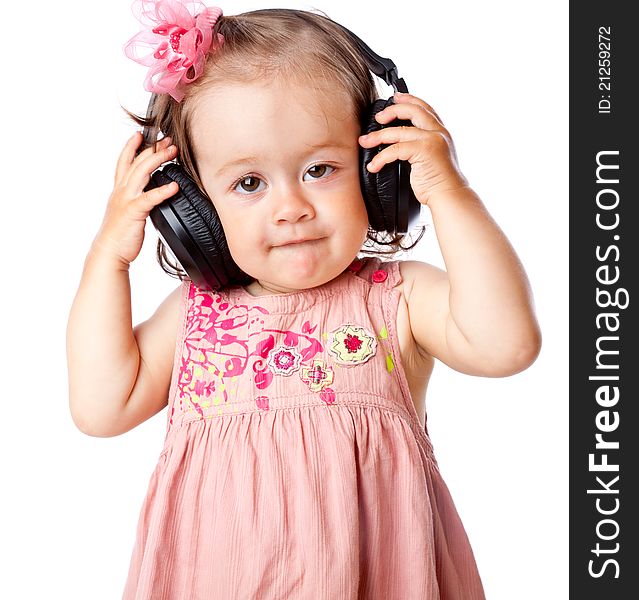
[92,132,179,268]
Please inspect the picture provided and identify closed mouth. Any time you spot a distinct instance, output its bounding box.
[276,237,323,247]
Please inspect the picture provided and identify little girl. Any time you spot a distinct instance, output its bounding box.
[67,1,541,598]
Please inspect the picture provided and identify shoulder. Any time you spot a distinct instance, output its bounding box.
[134,280,186,361]
[397,259,448,295]
[353,256,442,291]
[395,260,449,331]
[132,281,186,360]
[357,258,449,336]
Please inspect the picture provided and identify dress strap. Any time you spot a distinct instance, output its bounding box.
[346,255,403,289]
[164,277,193,437]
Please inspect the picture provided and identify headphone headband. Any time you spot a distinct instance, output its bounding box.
[338,26,408,93]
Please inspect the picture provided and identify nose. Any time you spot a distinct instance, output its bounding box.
[271,184,316,224]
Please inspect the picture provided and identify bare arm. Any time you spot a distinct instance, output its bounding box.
[401,188,542,377]
[66,243,182,437]
[67,132,182,437]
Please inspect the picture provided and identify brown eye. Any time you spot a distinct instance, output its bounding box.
[241,176,259,191]
[304,164,335,180]
[237,175,263,193]
[308,165,327,178]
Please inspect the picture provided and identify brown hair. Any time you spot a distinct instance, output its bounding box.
[124,8,425,282]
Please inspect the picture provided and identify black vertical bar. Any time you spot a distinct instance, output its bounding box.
[570,2,639,598]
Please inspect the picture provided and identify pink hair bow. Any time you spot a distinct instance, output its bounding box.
[124,0,224,102]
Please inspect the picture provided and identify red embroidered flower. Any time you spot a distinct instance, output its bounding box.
[344,333,363,353]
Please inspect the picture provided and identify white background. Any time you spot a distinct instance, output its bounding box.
[1,0,568,598]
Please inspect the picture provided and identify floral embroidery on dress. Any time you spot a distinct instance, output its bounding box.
[328,324,378,366]
[174,284,324,422]
[267,345,302,376]
[299,359,335,393]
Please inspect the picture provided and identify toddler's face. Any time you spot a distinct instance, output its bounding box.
[189,80,369,295]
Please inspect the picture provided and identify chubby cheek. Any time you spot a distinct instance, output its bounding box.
[350,200,370,245]
[222,217,267,263]
[213,207,232,242]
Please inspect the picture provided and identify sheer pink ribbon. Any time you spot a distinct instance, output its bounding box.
[124,0,224,102]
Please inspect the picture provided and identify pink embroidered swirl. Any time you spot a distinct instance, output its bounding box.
[124,0,224,102]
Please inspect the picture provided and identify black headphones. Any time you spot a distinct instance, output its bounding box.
[144,21,421,291]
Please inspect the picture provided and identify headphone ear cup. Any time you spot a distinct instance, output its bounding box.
[147,164,253,291]
[360,97,420,235]
[360,98,400,233]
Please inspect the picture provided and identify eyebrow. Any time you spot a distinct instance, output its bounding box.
[215,142,352,177]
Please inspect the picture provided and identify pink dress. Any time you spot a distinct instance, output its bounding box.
[123,256,486,599]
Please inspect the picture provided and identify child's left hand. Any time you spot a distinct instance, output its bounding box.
[358,92,468,206]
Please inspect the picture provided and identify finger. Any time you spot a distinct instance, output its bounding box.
[133,135,173,164]
[359,122,451,154]
[138,181,180,212]
[392,93,445,124]
[359,124,426,148]
[365,137,442,173]
[125,143,178,191]
[116,135,172,186]
[114,132,143,184]
[375,101,445,132]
